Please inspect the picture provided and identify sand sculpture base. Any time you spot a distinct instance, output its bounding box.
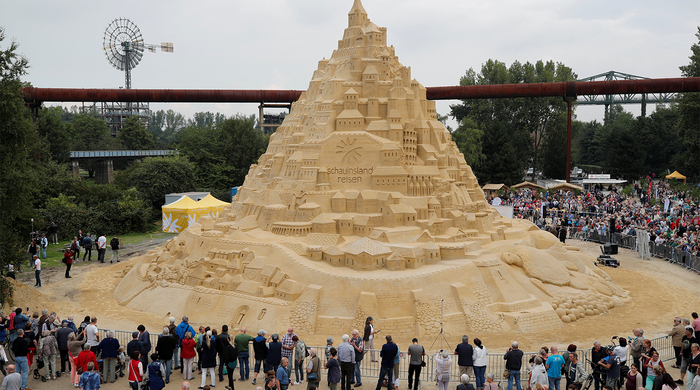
[115,0,629,336]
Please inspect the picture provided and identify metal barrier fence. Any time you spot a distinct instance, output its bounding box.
[92,330,674,386]
[561,226,700,274]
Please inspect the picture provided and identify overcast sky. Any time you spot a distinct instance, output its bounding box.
[1,0,698,127]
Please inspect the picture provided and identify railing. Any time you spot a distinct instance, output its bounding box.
[558,226,700,274]
[92,329,676,387]
[581,335,675,368]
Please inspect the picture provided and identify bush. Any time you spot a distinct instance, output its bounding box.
[37,189,152,238]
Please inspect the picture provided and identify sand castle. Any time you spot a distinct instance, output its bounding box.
[115,0,629,337]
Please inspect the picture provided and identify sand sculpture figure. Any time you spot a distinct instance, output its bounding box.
[115,0,629,336]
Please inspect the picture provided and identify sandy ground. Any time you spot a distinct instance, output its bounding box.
[2,237,699,390]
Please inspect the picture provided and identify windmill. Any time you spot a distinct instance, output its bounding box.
[102,18,173,89]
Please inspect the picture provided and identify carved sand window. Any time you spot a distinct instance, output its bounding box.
[235,306,250,325]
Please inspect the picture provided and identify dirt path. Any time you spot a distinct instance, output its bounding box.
[5,237,700,352]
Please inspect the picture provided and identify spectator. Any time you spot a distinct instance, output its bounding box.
[79,361,101,390]
[181,332,196,381]
[504,341,524,390]
[326,347,341,390]
[407,338,425,390]
[235,327,255,382]
[156,326,176,384]
[252,329,269,385]
[473,338,488,390]
[98,330,121,384]
[434,350,452,390]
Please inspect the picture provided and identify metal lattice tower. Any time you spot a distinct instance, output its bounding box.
[98,18,173,134]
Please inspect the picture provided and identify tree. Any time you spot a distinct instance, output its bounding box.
[676,27,700,180]
[450,59,576,184]
[599,105,647,180]
[116,155,197,210]
[219,115,269,185]
[70,114,122,151]
[118,116,156,150]
[0,27,34,305]
[187,111,227,128]
[451,117,485,167]
[36,106,72,163]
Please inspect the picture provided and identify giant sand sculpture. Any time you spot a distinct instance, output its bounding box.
[115,0,629,337]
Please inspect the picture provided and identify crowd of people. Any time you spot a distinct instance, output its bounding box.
[2,309,700,390]
[488,181,700,256]
[4,229,123,286]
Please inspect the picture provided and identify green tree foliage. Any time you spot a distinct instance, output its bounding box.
[598,105,647,180]
[37,187,151,237]
[188,111,227,128]
[450,59,576,184]
[70,114,122,151]
[0,27,35,304]
[118,116,156,150]
[676,27,700,180]
[451,117,485,167]
[573,120,604,166]
[219,115,269,185]
[149,109,186,148]
[36,106,72,163]
[175,115,268,199]
[115,155,197,210]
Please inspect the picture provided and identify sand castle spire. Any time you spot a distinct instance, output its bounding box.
[348,0,368,27]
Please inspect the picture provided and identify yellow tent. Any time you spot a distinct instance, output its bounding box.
[666,171,686,184]
[161,196,209,233]
[198,194,231,218]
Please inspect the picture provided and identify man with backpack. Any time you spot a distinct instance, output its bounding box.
[145,353,166,390]
[82,233,93,261]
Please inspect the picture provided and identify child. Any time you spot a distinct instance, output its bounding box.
[117,346,126,377]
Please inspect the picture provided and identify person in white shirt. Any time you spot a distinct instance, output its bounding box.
[97,234,107,263]
[86,317,100,353]
[32,255,41,287]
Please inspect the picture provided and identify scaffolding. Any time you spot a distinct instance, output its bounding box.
[80,101,150,136]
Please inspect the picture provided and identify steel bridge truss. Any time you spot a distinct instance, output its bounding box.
[576,70,676,106]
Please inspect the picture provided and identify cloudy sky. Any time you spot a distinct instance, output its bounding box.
[1,0,698,127]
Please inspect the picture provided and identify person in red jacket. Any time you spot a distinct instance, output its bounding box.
[76,344,98,373]
[63,249,74,278]
[129,351,144,390]
[181,332,197,381]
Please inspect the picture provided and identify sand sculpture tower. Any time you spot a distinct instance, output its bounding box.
[115,0,629,337]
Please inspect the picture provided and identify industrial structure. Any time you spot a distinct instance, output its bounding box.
[90,18,173,135]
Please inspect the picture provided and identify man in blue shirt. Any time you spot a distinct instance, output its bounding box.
[277,357,291,390]
[375,335,398,390]
[546,346,565,390]
[175,316,196,373]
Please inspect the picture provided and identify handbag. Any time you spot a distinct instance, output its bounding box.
[307,356,319,380]
[503,369,510,379]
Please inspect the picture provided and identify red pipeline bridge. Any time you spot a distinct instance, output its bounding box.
[20,77,700,182]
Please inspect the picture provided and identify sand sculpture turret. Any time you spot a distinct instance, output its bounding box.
[115,0,629,336]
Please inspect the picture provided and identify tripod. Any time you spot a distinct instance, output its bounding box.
[428,299,451,353]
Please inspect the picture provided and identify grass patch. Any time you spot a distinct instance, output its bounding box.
[33,222,176,269]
